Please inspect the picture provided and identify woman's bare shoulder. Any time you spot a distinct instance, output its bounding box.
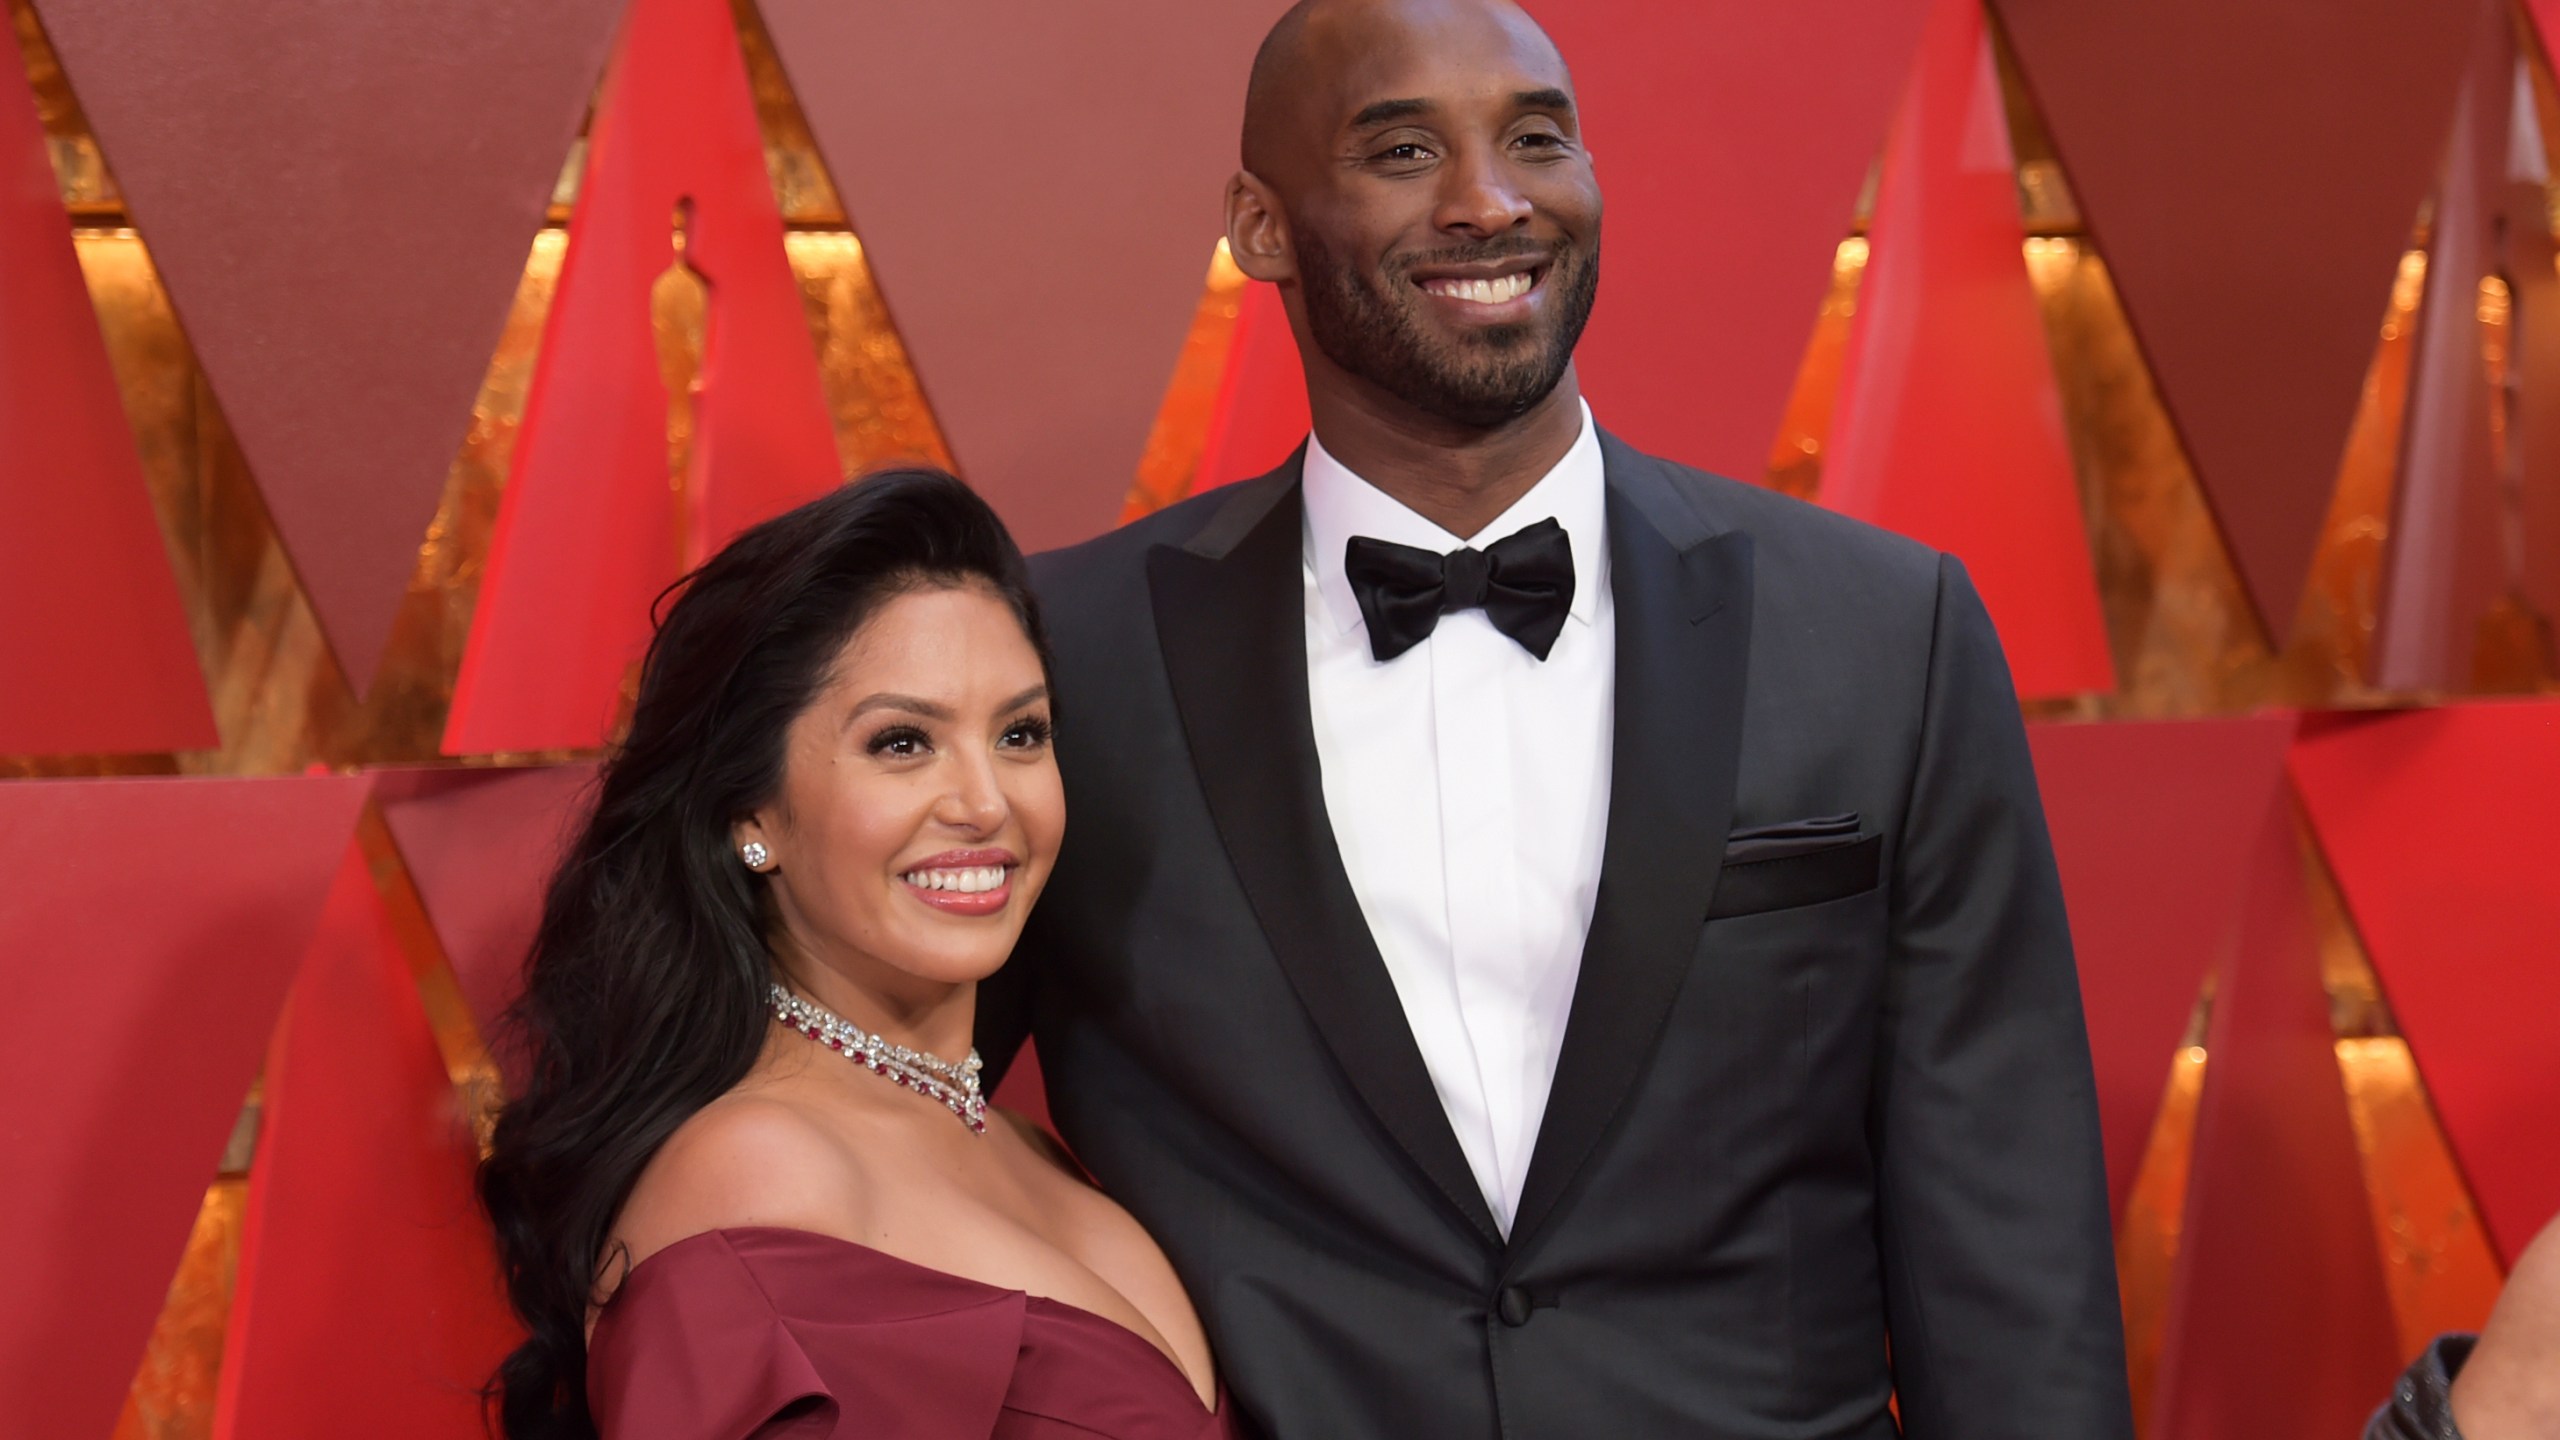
[608,1092,872,1278]
[994,1108,1089,1183]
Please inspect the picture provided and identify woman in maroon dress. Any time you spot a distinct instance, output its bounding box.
[479,470,1231,1440]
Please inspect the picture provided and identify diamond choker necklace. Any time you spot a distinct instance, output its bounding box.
[767,982,987,1135]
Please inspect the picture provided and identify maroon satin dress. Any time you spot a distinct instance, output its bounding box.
[588,1227,1234,1440]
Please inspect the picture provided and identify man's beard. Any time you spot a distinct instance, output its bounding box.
[1292,230,1599,430]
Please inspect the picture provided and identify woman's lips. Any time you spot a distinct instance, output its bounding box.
[898,851,1017,917]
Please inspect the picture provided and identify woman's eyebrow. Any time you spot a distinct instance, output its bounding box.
[846,692,953,724]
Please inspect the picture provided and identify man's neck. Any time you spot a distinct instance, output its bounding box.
[1305,370,1586,540]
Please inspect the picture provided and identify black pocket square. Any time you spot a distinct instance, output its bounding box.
[1710,815,1880,918]
[1721,813,1862,865]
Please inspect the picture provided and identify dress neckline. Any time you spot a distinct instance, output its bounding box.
[621,1225,1220,1415]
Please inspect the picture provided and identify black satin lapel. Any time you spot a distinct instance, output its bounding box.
[1147,480,1505,1249]
[1508,474,1755,1254]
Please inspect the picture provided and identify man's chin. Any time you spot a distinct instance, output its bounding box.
[1423,350,1573,416]
[1452,321,1543,351]
[1401,376,1571,429]
[1308,304,1572,426]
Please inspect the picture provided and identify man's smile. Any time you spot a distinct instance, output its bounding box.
[1418,269,1540,304]
[1407,254,1551,318]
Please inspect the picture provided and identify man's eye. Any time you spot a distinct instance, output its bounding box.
[868,726,931,758]
[1376,143,1433,163]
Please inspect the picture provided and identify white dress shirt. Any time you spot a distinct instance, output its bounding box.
[1300,402,1614,1234]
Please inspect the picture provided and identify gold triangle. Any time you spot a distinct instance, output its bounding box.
[108,1106,254,1440]
[731,0,951,479]
[1762,232,1870,504]
[355,801,503,1124]
[2111,977,2210,1437]
[1125,240,1252,523]
[2298,813,2505,1347]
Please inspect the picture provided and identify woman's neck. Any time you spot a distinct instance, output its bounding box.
[773,948,976,1064]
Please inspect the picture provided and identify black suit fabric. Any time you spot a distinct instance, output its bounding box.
[985,434,2132,1439]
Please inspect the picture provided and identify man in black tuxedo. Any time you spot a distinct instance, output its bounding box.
[983,0,2132,1434]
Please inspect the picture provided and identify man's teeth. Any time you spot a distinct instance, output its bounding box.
[903,866,1007,895]
[1423,271,1535,304]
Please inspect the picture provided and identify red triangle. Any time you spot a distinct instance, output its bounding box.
[2375,8,2515,689]
[759,0,1291,551]
[2028,715,2295,1222]
[1822,0,2112,699]
[2531,2,2560,72]
[0,35,212,754]
[2151,767,2401,1436]
[372,764,597,1074]
[2292,700,2560,1264]
[0,775,369,1438]
[1194,281,1311,494]
[446,0,842,755]
[1532,0,1932,478]
[990,1041,1058,1142]
[32,0,626,693]
[1992,0,2486,642]
[212,841,520,1440]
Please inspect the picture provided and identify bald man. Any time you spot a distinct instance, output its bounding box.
[985,2,2131,1435]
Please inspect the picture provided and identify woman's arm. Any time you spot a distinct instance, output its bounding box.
[2451,1215,2560,1440]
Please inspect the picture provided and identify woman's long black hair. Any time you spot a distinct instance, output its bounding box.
[477,468,1049,1439]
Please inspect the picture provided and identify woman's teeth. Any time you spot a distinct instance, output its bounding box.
[902,866,1007,894]
[1422,272,1535,304]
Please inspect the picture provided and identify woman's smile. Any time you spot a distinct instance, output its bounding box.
[898,847,1020,916]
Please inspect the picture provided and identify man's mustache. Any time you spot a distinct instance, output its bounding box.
[1384,238,1570,277]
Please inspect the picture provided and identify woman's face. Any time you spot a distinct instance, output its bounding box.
[735,582,1062,1006]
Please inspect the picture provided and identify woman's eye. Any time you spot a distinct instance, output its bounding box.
[999,716,1055,751]
[867,726,931,758]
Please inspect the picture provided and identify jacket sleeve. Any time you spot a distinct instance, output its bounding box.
[1874,554,2133,1439]
[2364,1335,2473,1440]
[974,926,1041,1091]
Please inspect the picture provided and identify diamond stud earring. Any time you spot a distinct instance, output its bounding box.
[740,841,770,870]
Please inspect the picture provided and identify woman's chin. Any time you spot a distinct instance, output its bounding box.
[874,935,1022,991]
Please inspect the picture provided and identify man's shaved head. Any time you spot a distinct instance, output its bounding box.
[1240,1,1317,175]
[1241,0,1571,177]
[1225,0,1601,436]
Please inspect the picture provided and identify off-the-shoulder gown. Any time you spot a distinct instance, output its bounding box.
[588,1227,1235,1439]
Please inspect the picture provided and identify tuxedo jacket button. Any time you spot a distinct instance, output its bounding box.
[1496,1287,1534,1328]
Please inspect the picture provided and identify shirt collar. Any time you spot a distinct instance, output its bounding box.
[1301,399,1608,639]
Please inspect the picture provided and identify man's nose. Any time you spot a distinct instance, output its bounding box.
[1434,145,1534,236]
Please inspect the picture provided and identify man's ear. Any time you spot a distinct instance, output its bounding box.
[1225,171,1295,284]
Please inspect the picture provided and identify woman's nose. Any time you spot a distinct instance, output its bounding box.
[935,751,1009,832]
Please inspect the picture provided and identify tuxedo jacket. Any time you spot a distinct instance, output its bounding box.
[982,433,2132,1440]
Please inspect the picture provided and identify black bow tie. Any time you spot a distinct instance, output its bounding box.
[1343,518,1576,663]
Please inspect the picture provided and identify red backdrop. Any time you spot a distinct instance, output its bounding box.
[6,1,2560,1431]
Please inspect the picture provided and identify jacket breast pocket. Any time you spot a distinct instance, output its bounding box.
[1707,825,1881,919]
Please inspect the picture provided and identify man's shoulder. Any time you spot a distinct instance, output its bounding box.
[1608,438,1944,598]
[1030,475,1284,607]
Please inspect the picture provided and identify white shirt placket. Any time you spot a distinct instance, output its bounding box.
[1432,617,1532,1232]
